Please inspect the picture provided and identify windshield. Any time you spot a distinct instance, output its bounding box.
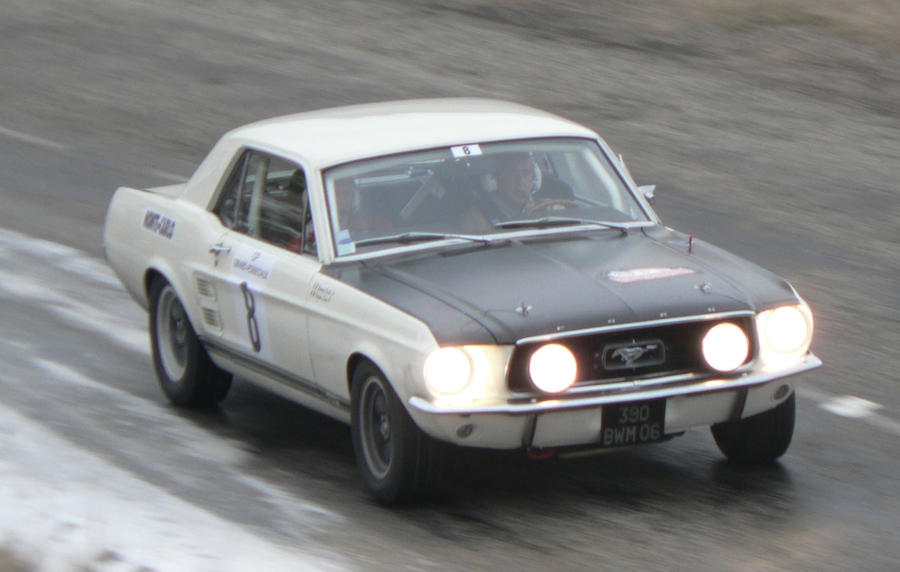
[323,138,651,256]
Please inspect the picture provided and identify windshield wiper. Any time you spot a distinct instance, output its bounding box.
[354,231,492,248]
[493,217,630,234]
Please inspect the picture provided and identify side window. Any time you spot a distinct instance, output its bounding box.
[213,150,250,230]
[213,150,316,257]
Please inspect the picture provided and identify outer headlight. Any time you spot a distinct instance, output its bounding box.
[422,345,514,402]
[702,322,750,372]
[757,303,814,367]
[423,347,472,395]
[529,343,578,393]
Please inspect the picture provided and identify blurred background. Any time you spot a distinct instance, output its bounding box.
[1,1,898,570]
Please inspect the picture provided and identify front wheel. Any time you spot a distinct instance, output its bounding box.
[149,278,232,408]
[711,392,796,464]
[350,362,444,504]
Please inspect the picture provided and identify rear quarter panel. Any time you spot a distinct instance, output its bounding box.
[103,185,214,317]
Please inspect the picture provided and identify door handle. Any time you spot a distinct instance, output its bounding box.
[209,243,231,255]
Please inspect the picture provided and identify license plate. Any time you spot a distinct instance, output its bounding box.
[600,400,666,447]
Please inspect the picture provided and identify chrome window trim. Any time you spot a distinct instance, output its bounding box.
[594,137,661,224]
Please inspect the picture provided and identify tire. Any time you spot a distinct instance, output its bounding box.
[350,362,444,504]
[149,278,232,408]
[711,392,796,464]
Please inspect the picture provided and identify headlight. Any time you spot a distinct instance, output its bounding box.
[757,304,814,367]
[529,343,578,393]
[422,345,514,403]
[423,347,472,395]
[702,322,750,372]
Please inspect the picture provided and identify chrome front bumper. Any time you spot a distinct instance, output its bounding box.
[406,354,821,450]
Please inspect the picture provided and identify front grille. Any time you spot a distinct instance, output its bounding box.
[507,317,756,392]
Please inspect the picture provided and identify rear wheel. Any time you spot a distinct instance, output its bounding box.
[149,278,231,408]
[711,392,796,464]
[350,362,444,504]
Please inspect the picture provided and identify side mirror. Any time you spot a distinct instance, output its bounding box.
[638,184,656,205]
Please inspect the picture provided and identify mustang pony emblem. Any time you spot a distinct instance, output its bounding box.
[603,340,666,370]
[612,345,657,365]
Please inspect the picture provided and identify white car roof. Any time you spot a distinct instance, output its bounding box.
[224,98,599,168]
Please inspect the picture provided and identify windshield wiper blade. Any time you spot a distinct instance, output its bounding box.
[493,217,630,234]
[355,231,492,248]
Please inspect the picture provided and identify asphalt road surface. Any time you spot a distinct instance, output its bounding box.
[1,1,898,570]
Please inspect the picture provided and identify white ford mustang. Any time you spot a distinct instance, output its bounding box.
[104,99,821,502]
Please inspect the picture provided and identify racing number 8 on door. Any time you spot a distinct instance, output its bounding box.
[241,281,261,352]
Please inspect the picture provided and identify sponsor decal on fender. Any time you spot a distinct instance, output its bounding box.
[231,245,276,283]
[608,267,695,284]
[310,282,334,302]
[142,209,176,240]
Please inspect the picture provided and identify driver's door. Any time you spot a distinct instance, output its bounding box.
[201,148,320,386]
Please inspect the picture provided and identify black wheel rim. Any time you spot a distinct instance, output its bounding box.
[360,376,392,479]
[157,285,188,381]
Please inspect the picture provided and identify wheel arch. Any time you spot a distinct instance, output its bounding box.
[144,267,166,299]
[143,263,202,334]
[345,350,424,421]
[346,352,386,394]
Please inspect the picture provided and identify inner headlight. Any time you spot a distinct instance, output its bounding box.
[529,343,578,393]
[757,303,814,366]
[423,347,472,395]
[702,322,750,372]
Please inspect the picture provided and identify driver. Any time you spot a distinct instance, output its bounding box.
[491,152,540,218]
[458,152,575,232]
[458,153,539,232]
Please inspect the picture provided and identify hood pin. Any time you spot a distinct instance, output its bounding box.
[515,303,533,317]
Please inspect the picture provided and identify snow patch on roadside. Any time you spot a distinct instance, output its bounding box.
[0,226,148,356]
[32,357,250,467]
[0,404,348,572]
[0,226,119,288]
[820,395,881,419]
[30,356,344,524]
[0,271,148,355]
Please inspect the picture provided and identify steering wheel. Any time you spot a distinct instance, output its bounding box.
[525,198,579,215]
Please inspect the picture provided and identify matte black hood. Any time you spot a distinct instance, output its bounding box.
[324,226,801,345]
